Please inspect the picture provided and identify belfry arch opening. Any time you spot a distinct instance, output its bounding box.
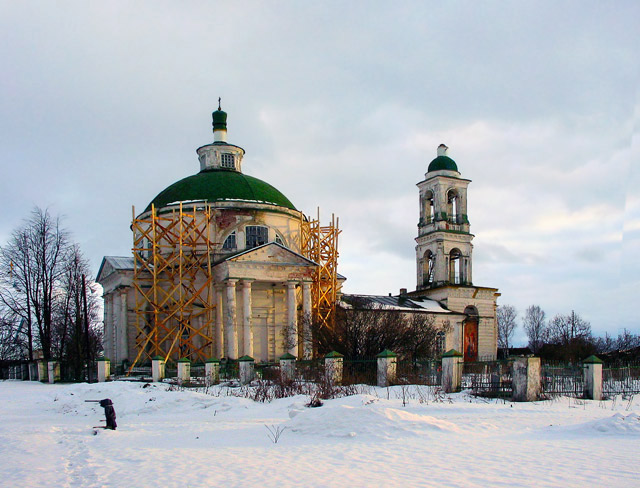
[423,250,435,286]
[449,248,463,284]
[447,189,458,224]
[424,190,435,224]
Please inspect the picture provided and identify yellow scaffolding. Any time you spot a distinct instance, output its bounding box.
[130,203,216,368]
[128,204,340,370]
[300,209,341,331]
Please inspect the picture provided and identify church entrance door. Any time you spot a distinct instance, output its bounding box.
[463,320,478,362]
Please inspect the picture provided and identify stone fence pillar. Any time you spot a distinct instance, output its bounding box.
[324,351,343,385]
[583,355,603,401]
[205,358,220,385]
[512,357,541,402]
[38,360,48,382]
[47,361,60,384]
[377,349,398,387]
[177,358,191,385]
[152,356,166,383]
[97,358,111,382]
[279,353,296,382]
[442,350,463,393]
[239,355,255,384]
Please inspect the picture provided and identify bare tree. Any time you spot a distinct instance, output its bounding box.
[497,304,517,356]
[546,311,593,362]
[523,305,546,354]
[0,208,100,369]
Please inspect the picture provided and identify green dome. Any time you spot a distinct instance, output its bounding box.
[146,169,296,212]
[212,109,227,131]
[428,155,458,172]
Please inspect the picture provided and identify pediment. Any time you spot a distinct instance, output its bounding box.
[226,242,318,267]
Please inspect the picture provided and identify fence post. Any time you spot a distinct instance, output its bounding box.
[325,351,344,385]
[279,353,296,381]
[205,358,220,385]
[37,360,48,382]
[583,355,603,400]
[512,357,541,402]
[442,350,463,393]
[177,358,191,385]
[97,357,111,382]
[47,361,60,384]
[152,356,166,382]
[377,349,398,387]
[239,355,255,384]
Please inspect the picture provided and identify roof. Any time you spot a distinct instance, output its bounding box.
[146,169,296,212]
[96,256,134,282]
[427,155,458,172]
[215,241,319,267]
[340,294,454,314]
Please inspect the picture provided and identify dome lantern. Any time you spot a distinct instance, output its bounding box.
[212,97,228,142]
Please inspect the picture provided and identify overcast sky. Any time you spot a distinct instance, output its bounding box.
[1,1,638,342]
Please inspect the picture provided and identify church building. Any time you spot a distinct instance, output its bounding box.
[97,108,498,369]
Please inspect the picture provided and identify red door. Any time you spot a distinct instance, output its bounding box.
[463,320,478,362]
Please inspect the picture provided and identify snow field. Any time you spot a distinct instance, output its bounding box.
[1,380,638,487]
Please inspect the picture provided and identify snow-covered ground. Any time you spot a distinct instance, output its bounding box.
[1,380,638,487]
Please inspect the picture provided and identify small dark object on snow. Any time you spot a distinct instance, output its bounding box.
[85,398,117,430]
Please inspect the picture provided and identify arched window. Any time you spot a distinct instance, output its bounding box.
[449,248,462,284]
[222,231,236,250]
[245,225,268,249]
[424,190,435,223]
[447,190,458,224]
[435,330,446,356]
[423,250,435,286]
[275,234,284,246]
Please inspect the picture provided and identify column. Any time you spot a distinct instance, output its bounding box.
[215,284,224,359]
[225,279,238,359]
[301,281,313,359]
[434,244,447,284]
[118,290,129,362]
[286,281,298,356]
[242,280,254,357]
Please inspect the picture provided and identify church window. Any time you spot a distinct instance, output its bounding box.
[424,191,435,224]
[221,153,235,169]
[435,331,446,356]
[222,232,236,250]
[245,225,268,249]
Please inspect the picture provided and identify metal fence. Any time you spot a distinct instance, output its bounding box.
[541,362,584,398]
[397,360,441,386]
[343,359,377,385]
[462,359,513,397]
[603,363,640,397]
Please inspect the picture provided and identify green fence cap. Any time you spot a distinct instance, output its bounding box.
[376,349,397,358]
[177,358,191,363]
[279,353,296,360]
[238,355,255,362]
[152,356,166,361]
[325,351,344,358]
[96,357,110,362]
[583,355,603,364]
[205,357,220,363]
[442,349,463,358]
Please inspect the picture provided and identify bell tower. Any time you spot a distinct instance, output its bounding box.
[415,144,473,290]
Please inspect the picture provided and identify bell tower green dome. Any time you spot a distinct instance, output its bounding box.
[427,144,458,172]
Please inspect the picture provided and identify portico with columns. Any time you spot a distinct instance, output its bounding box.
[212,242,317,361]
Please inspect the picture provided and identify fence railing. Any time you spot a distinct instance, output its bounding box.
[541,362,584,398]
[462,359,513,397]
[603,363,640,397]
